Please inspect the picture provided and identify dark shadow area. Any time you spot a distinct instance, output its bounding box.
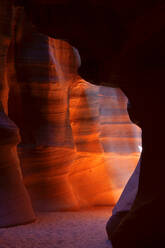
[22,1,165,247]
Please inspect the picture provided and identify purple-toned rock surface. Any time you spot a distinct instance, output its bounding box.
[0,0,35,228]
[112,157,141,215]
[8,9,80,211]
[0,2,142,219]
[0,103,35,227]
[8,6,141,211]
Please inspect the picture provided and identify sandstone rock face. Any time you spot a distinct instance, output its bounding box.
[70,81,141,205]
[112,156,141,215]
[0,1,13,114]
[8,10,80,211]
[0,2,35,227]
[70,80,103,154]
[69,80,115,207]
[99,86,141,202]
[99,86,141,154]
[0,103,35,227]
[7,6,140,212]
[1,4,141,214]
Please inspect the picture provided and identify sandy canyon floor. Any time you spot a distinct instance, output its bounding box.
[0,207,113,248]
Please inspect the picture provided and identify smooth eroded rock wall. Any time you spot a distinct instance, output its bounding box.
[9,10,80,211]
[7,5,141,211]
[0,1,35,227]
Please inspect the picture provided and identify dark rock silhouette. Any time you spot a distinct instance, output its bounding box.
[108,5,165,247]
[0,1,35,227]
[0,1,140,222]
[0,103,35,227]
[25,1,165,246]
[1,2,162,241]
[106,156,141,240]
[9,6,134,211]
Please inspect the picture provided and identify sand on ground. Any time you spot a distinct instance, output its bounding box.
[0,207,113,248]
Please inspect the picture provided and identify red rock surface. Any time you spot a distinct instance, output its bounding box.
[0,1,35,227]
[99,86,141,154]
[70,80,141,205]
[0,3,141,220]
[8,9,80,211]
[0,104,35,227]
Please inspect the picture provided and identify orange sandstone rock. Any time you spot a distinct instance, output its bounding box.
[0,103,35,227]
[0,2,35,227]
[9,9,80,211]
[7,5,141,212]
[99,86,141,154]
[69,80,115,207]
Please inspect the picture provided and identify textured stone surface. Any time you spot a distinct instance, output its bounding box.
[0,207,113,248]
[70,80,103,153]
[0,104,35,227]
[18,1,165,246]
[70,80,141,206]
[70,80,115,207]
[106,4,165,248]
[8,6,141,212]
[99,86,141,154]
[0,2,35,228]
[0,2,142,219]
[8,10,80,211]
[112,156,141,215]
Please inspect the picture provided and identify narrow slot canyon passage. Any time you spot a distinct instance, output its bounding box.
[0,1,150,248]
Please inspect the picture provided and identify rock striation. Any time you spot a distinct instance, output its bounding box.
[69,80,141,206]
[69,80,115,207]
[0,2,141,220]
[8,6,141,211]
[8,10,80,211]
[99,86,141,154]
[0,102,35,227]
[0,1,35,227]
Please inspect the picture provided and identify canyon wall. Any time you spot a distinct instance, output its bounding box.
[0,2,141,226]
[9,6,141,209]
[0,1,35,228]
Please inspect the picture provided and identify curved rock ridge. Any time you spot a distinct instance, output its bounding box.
[99,86,141,202]
[7,5,141,212]
[99,86,141,154]
[0,103,35,227]
[8,8,80,211]
[70,80,103,153]
[69,80,115,207]
[19,147,79,211]
[0,103,35,226]
[0,2,35,228]
[69,80,141,206]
